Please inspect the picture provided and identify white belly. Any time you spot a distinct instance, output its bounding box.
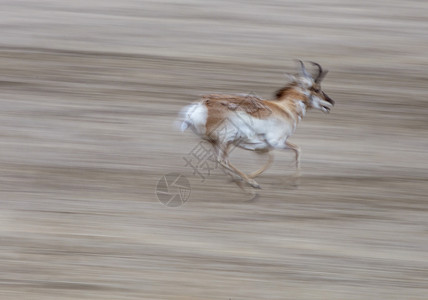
[236,136,271,151]
[220,112,295,151]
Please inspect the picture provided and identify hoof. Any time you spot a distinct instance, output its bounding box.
[247,179,261,189]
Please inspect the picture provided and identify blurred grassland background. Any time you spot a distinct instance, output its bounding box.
[0,1,427,299]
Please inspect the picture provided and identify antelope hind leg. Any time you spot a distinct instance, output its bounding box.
[219,160,261,189]
[216,144,261,189]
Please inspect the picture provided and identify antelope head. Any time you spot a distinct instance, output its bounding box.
[296,60,335,113]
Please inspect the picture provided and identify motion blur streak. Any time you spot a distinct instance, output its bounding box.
[0,1,427,299]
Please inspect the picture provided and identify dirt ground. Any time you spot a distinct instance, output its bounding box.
[0,1,427,299]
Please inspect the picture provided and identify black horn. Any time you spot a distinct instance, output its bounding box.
[310,61,328,83]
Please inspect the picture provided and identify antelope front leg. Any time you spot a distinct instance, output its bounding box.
[285,141,301,177]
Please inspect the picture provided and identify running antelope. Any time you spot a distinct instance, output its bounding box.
[180,61,334,189]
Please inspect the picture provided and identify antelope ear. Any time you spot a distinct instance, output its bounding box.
[284,73,296,82]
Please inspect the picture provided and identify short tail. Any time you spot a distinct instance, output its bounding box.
[177,102,207,134]
[178,104,196,132]
[180,119,191,132]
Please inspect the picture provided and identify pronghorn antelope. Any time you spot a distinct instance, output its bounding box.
[180,61,334,189]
